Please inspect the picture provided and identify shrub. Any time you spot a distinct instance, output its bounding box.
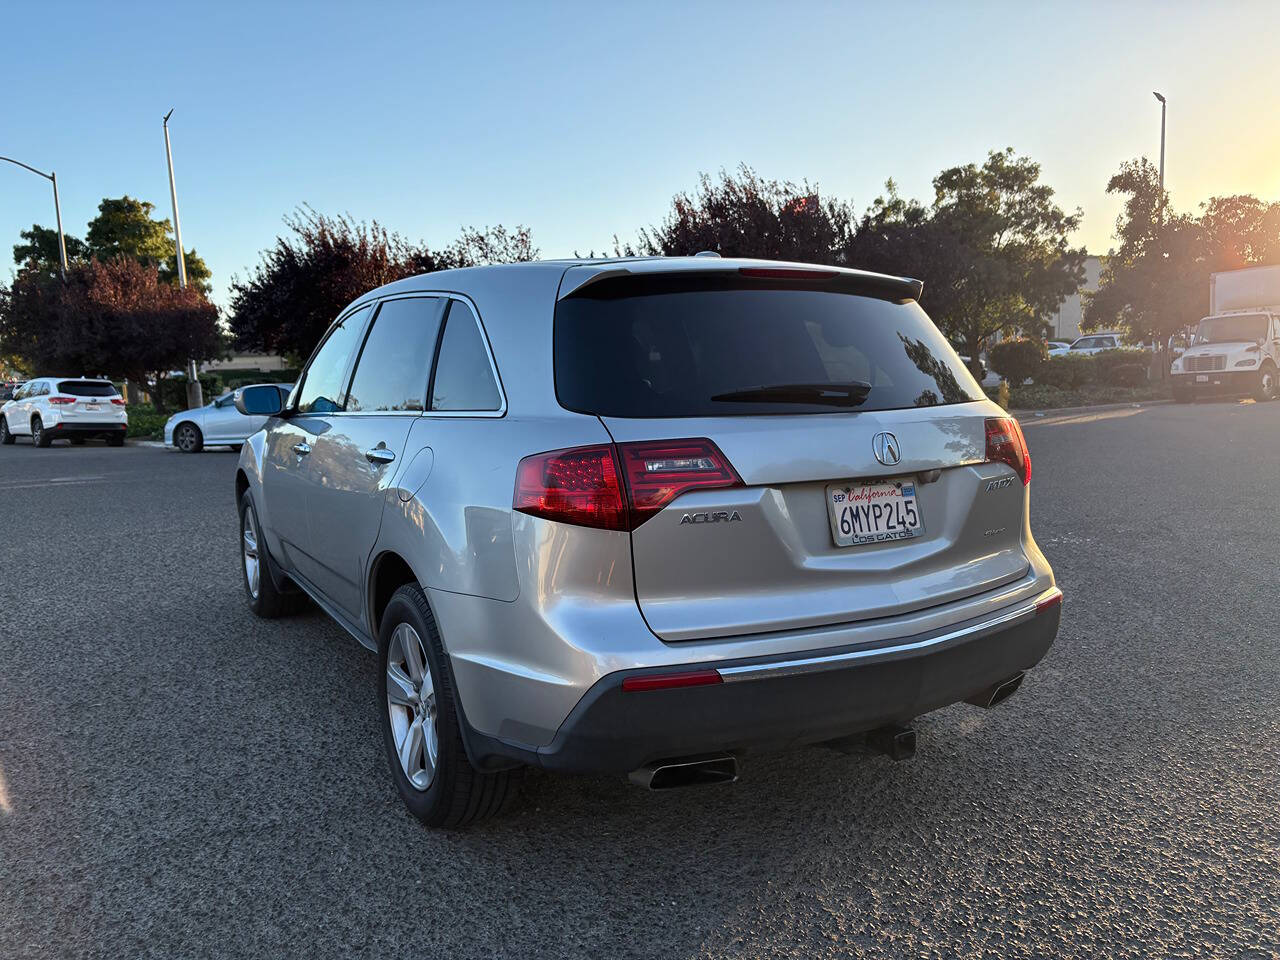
[154,374,220,410]
[124,403,167,439]
[1036,354,1096,389]
[988,339,1048,385]
[1090,348,1142,380]
[1105,363,1148,387]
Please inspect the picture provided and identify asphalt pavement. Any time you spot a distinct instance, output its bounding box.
[1,402,1278,959]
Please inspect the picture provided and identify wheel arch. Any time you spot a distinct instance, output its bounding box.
[369,550,424,640]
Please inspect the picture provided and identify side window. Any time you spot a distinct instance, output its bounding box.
[347,298,445,412]
[1072,338,1094,351]
[430,300,502,412]
[296,305,372,414]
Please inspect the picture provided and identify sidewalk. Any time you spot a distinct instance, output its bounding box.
[1012,398,1174,422]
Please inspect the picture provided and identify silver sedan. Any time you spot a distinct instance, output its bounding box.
[165,383,292,453]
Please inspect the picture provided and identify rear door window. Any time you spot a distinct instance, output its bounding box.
[296,305,372,414]
[347,297,444,412]
[430,300,502,412]
[554,275,983,417]
[57,380,118,397]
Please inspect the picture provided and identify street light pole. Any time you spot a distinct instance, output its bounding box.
[1153,92,1167,223]
[1,155,68,281]
[162,109,202,409]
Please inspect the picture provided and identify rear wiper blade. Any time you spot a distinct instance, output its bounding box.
[710,381,872,406]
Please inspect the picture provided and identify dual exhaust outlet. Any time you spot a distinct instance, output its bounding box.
[627,671,1025,789]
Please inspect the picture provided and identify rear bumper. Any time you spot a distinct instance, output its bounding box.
[493,588,1062,774]
[1172,370,1254,397]
[50,421,128,437]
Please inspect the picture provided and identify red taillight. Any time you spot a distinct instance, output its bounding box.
[621,669,722,692]
[49,396,76,405]
[513,444,627,531]
[110,397,126,406]
[985,417,1031,485]
[616,438,741,527]
[739,267,838,281]
[514,438,741,531]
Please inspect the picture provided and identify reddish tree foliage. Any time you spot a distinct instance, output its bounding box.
[0,257,222,412]
[228,208,536,360]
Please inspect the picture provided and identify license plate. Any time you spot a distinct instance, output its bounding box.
[826,478,923,547]
[1196,375,1209,382]
[85,403,100,410]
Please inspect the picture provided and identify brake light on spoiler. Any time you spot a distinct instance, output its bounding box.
[514,438,741,531]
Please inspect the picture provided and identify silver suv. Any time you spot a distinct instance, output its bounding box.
[233,257,1061,827]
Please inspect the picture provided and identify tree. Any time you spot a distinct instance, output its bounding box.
[0,258,224,413]
[630,165,855,262]
[228,208,537,360]
[84,196,213,294]
[12,225,90,279]
[1082,159,1280,347]
[851,151,1085,366]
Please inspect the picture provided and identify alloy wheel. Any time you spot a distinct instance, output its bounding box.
[178,425,198,452]
[386,623,439,791]
[241,508,260,600]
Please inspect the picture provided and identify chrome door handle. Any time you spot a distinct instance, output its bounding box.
[365,447,396,465]
[292,442,311,456]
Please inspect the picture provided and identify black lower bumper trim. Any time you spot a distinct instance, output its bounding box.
[510,602,1062,774]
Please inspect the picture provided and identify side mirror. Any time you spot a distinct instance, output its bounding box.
[235,384,284,417]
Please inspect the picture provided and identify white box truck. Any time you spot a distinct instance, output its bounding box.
[1171,264,1280,402]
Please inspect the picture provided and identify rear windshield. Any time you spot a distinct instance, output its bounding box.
[554,275,984,417]
[57,380,119,397]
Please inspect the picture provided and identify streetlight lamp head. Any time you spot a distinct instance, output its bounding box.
[163,107,174,124]
[1153,91,1166,103]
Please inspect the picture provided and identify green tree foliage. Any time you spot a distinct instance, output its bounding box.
[12,225,90,278]
[227,208,537,360]
[850,151,1085,365]
[1085,159,1280,344]
[83,196,213,294]
[0,257,224,413]
[630,165,855,262]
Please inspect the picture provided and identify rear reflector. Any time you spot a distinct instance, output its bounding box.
[1036,591,1063,615]
[621,669,722,692]
[985,417,1031,485]
[514,438,740,531]
[738,267,839,281]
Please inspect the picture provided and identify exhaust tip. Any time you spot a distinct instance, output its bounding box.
[966,671,1025,710]
[629,754,738,791]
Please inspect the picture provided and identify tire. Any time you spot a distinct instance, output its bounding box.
[174,421,203,453]
[378,583,521,828]
[238,490,304,618]
[32,416,51,448]
[0,416,13,445]
[1253,363,1277,402]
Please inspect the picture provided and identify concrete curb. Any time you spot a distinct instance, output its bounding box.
[1012,399,1174,420]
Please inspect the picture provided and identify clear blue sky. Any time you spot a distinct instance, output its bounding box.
[3,1,1278,307]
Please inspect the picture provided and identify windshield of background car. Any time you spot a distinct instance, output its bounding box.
[554,274,985,417]
[1195,314,1269,344]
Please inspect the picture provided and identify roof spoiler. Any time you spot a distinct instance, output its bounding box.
[559,262,923,303]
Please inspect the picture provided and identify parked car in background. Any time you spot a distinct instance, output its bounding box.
[232,256,1061,829]
[1046,341,1071,357]
[0,377,128,447]
[165,383,294,453]
[1066,333,1124,355]
[0,381,24,403]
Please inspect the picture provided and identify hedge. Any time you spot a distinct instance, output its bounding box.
[988,339,1047,385]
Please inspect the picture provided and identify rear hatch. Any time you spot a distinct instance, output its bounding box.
[54,380,125,420]
[554,267,1031,641]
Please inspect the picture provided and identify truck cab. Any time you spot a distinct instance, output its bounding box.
[1171,311,1280,402]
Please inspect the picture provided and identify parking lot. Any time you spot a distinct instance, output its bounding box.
[2,400,1278,959]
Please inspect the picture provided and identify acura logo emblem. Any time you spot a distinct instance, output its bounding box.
[872,431,901,466]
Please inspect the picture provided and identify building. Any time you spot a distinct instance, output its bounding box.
[202,352,290,374]
[1050,255,1103,341]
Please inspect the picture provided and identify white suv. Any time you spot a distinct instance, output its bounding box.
[0,377,128,447]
